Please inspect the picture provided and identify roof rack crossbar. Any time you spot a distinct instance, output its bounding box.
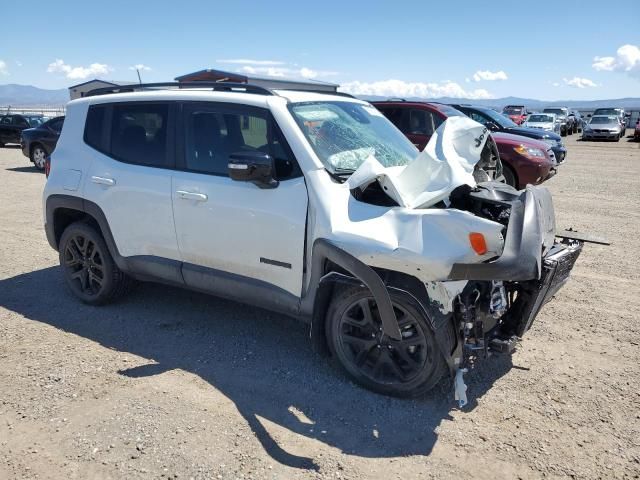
[84,81,275,98]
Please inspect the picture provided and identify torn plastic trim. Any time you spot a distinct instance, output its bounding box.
[310,238,402,340]
[447,186,545,281]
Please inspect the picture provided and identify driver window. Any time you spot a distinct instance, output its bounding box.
[185,109,299,179]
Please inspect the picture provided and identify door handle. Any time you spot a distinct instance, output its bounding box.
[176,190,208,202]
[91,176,115,186]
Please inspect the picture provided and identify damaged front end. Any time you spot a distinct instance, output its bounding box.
[434,181,585,406]
[290,102,601,404]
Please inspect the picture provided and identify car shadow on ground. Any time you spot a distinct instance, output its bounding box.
[0,266,514,470]
[5,166,42,173]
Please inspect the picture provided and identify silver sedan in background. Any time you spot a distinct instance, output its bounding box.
[582,115,624,141]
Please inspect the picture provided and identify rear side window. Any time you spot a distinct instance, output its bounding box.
[409,109,436,136]
[110,103,168,167]
[84,105,106,150]
[376,107,405,131]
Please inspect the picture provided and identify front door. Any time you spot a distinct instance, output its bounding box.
[171,102,308,297]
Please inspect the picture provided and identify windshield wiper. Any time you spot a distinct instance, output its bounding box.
[326,167,354,183]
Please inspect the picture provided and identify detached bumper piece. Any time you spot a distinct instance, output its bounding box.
[506,241,583,337]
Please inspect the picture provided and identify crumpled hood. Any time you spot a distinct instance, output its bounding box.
[346,116,488,209]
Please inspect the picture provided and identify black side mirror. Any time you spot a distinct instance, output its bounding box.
[485,121,499,131]
[228,151,279,189]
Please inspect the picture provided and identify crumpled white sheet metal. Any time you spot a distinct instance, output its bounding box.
[347,116,489,209]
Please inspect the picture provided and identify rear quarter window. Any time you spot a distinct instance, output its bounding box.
[84,105,107,152]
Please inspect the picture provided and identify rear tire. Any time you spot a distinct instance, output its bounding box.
[30,144,47,170]
[325,285,449,398]
[59,221,132,305]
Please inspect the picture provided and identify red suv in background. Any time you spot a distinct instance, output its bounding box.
[372,101,556,189]
[502,105,529,125]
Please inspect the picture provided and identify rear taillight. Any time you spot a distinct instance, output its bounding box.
[44,156,51,178]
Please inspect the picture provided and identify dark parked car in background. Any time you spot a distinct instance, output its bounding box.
[372,101,556,189]
[20,116,64,170]
[568,110,583,133]
[502,105,529,125]
[449,104,567,163]
[0,114,45,146]
[542,107,573,136]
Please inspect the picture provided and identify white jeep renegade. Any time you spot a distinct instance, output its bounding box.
[43,82,587,403]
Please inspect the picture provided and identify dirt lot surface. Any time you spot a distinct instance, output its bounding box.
[1,133,639,480]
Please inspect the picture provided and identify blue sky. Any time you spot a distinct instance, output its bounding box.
[1,0,638,100]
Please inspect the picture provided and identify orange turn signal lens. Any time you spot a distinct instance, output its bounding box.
[469,232,488,255]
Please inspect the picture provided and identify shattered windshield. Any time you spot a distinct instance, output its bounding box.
[289,101,417,173]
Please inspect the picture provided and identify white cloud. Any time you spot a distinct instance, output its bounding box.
[300,67,317,79]
[129,64,151,71]
[472,70,508,82]
[552,82,560,87]
[238,65,338,79]
[0,60,7,75]
[339,79,493,99]
[47,59,111,80]
[563,76,598,88]
[15,61,22,67]
[218,58,285,66]
[592,44,640,78]
[240,65,287,77]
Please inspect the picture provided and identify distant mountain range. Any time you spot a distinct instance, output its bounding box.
[0,84,68,106]
[358,95,640,110]
[1,83,639,110]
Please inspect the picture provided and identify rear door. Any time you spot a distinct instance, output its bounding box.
[82,102,181,281]
[171,102,308,297]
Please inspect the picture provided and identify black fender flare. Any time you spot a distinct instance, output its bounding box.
[303,240,459,374]
[45,194,128,272]
[302,239,401,341]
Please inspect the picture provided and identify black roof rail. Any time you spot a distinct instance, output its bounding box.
[84,81,275,98]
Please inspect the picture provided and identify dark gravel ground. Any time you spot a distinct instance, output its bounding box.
[1,133,639,479]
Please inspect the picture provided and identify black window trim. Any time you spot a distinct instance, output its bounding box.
[83,101,177,171]
[177,100,302,180]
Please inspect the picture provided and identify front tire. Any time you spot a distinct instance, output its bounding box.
[59,222,131,305]
[30,144,47,170]
[502,164,518,188]
[325,286,448,397]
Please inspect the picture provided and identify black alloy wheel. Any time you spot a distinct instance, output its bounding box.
[63,233,105,297]
[59,222,131,305]
[326,286,448,397]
